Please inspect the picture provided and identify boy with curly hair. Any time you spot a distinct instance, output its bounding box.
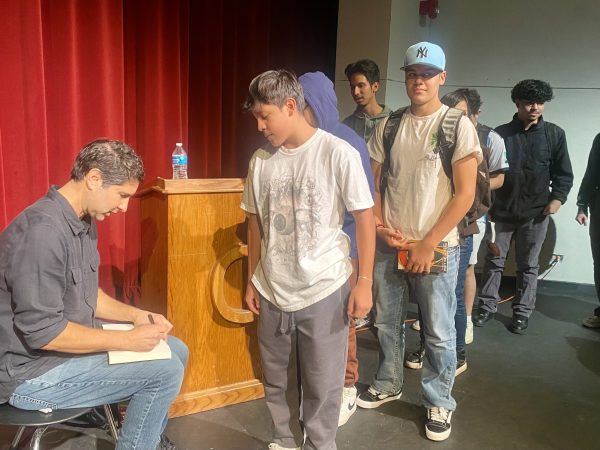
[473,79,574,333]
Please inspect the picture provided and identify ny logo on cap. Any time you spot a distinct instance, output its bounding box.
[416,47,428,58]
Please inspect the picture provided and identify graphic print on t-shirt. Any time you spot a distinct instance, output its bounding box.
[261,174,322,265]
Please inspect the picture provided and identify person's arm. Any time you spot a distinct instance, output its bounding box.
[347,208,375,318]
[42,320,166,353]
[576,133,600,219]
[370,159,405,248]
[489,173,505,190]
[544,128,574,215]
[405,154,478,273]
[244,212,262,315]
[42,289,173,353]
[95,289,171,331]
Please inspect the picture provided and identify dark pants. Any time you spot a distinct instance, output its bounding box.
[590,198,600,315]
[478,216,549,318]
[455,235,473,352]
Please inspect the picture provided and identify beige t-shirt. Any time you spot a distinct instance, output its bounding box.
[369,105,482,246]
[241,129,374,312]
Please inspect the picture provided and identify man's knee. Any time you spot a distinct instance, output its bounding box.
[168,336,189,368]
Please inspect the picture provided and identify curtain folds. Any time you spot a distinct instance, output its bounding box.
[0,0,338,301]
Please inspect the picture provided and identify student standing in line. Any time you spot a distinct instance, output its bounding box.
[242,69,375,450]
[474,80,573,334]
[357,43,481,441]
[299,71,375,428]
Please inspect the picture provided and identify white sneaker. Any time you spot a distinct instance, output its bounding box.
[465,319,474,345]
[267,444,301,450]
[338,385,357,426]
[411,319,421,331]
[582,314,600,328]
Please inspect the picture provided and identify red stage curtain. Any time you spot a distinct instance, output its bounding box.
[0,0,338,301]
[0,0,189,299]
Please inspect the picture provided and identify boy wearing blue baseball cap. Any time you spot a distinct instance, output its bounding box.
[357,42,482,441]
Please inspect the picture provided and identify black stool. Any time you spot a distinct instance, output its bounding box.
[0,403,119,450]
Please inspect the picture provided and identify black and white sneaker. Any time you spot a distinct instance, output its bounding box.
[455,349,467,377]
[356,386,402,409]
[404,346,425,369]
[425,407,453,441]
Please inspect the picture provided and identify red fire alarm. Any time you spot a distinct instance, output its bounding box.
[419,0,439,19]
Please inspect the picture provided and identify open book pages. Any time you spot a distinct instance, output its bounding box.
[101,323,172,364]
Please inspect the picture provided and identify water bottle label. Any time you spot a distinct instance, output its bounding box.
[172,154,188,165]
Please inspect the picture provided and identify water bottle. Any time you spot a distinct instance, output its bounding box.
[171,143,188,179]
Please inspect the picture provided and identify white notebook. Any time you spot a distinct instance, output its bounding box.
[102,323,172,364]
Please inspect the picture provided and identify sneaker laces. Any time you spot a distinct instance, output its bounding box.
[429,407,450,424]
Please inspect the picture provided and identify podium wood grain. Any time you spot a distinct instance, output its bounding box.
[138,178,263,417]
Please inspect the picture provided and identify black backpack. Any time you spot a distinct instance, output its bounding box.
[381,106,490,236]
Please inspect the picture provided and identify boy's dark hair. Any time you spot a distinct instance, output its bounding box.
[344,59,381,85]
[441,88,483,117]
[441,90,471,115]
[71,139,144,186]
[243,69,305,112]
[511,79,554,103]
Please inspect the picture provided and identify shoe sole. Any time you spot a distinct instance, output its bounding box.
[508,326,527,335]
[404,360,423,369]
[356,391,402,409]
[454,362,467,377]
[426,427,451,441]
[582,322,600,328]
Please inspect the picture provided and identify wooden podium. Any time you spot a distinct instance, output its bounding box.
[137,178,263,417]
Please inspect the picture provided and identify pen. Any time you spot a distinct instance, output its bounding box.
[148,314,155,324]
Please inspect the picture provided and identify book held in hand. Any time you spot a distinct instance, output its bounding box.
[397,241,449,273]
[102,323,172,364]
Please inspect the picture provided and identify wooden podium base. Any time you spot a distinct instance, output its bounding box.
[169,379,265,417]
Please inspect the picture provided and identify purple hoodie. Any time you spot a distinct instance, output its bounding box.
[299,71,375,259]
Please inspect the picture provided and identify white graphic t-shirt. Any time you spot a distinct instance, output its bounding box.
[369,105,482,246]
[241,129,374,312]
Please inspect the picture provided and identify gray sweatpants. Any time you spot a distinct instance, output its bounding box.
[478,215,549,317]
[259,282,350,450]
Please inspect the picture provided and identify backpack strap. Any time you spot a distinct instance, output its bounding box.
[437,107,464,182]
[476,123,493,149]
[381,106,409,194]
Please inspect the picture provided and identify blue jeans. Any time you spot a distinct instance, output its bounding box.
[372,247,459,411]
[455,235,473,352]
[10,336,188,450]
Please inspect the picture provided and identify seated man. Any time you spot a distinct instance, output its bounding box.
[0,139,188,450]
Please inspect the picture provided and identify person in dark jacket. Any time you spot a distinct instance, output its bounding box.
[575,133,600,328]
[299,71,375,428]
[473,79,574,334]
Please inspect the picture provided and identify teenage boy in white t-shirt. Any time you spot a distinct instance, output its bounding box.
[357,42,481,442]
[241,69,375,450]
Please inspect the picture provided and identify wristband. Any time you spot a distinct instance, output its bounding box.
[358,275,373,282]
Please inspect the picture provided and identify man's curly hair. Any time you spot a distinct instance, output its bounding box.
[511,79,554,103]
